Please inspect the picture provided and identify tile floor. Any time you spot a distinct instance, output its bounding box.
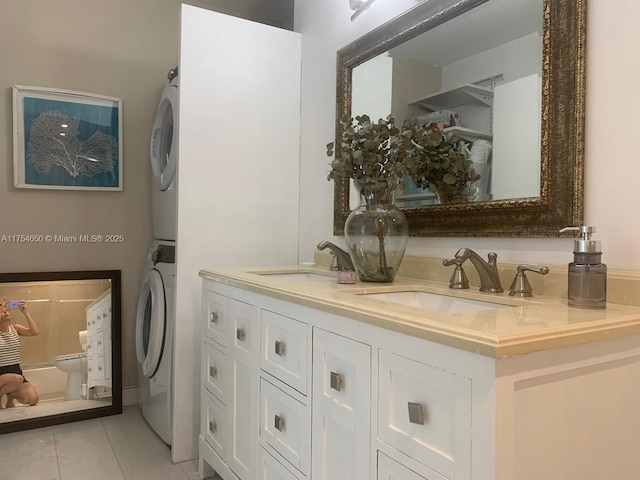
[0,405,211,480]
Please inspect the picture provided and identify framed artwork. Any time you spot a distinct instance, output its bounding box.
[12,85,123,191]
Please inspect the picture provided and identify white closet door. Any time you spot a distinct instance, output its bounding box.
[175,6,302,462]
[491,73,541,200]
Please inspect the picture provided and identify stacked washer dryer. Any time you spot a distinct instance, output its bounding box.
[136,67,178,445]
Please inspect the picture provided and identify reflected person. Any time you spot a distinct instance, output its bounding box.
[0,299,39,408]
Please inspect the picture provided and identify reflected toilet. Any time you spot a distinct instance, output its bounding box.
[54,330,88,401]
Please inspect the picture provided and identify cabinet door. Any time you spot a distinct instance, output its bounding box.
[260,379,309,474]
[103,302,112,381]
[202,388,228,459]
[261,310,308,394]
[312,328,371,480]
[203,289,229,347]
[378,451,440,480]
[228,298,260,480]
[202,340,227,405]
[378,350,471,480]
[259,446,301,480]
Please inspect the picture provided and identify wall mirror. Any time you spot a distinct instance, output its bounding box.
[333,0,585,236]
[0,270,122,434]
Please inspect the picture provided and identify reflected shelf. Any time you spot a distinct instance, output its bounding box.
[410,83,494,111]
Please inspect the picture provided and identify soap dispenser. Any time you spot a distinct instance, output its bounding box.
[560,226,607,309]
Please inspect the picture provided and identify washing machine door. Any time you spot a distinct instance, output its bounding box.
[150,81,178,191]
[136,269,167,378]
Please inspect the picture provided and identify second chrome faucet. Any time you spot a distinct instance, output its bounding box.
[444,248,503,293]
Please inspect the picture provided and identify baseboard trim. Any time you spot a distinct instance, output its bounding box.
[122,386,138,406]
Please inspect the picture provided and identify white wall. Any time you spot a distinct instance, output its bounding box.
[176,5,301,462]
[352,53,393,121]
[442,32,542,88]
[295,0,640,271]
[442,32,541,133]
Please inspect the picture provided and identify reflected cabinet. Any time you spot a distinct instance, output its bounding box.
[86,290,112,393]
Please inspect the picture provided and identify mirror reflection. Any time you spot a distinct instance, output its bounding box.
[335,0,585,237]
[350,0,543,207]
[0,271,121,434]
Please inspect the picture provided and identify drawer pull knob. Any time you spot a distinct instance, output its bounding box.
[330,371,343,392]
[408,402,425,425]
[210,311,218,323]
[274,414,285,432]
[236,328,246,342]
[209,420,217,434]
[209,366,217,378]
[275,340,285,356]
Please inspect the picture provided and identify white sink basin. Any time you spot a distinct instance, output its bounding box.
[360,290,511,314]
[256,272,334,282]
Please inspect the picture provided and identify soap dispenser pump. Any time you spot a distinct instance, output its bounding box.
[560,226,607,309]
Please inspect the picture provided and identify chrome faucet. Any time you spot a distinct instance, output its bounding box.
[451,248,503,293]
[317,241,354,271]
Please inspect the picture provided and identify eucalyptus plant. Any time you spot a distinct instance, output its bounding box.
[404,123,480,204]
[326,114,479,204]
[326,114,415,199]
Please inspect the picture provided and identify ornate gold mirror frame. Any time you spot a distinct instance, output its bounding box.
[333,0,585,237]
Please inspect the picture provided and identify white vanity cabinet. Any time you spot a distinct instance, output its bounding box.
[86,290,111,393]
[199,275,479,480]
[199,272,640,480]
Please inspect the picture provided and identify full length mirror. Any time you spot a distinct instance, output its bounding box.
[334,0,585,236]
[0,270,122,434]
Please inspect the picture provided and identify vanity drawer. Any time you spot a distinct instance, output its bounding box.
[201,389,227,459]
[202,340,227,404]
[260,379,309,475]
[203,289,228,347]
[261,310,308,394]
[378,451,447,480]
[230,298,259,354]
[378,350,471,480]
[259,446,303,480]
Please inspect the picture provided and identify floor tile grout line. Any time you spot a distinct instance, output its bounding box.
[52,426,63,480]
[101,416,128,480]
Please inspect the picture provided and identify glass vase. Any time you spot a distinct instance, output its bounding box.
[433,183,474,204]
[344,185,408,282]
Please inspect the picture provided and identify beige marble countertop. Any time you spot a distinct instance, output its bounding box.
[199,266,640,358]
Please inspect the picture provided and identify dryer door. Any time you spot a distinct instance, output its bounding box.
[150,82,178,191]
[135,269,167,378]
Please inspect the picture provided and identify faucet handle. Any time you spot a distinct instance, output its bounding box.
[509,264,549,297]
[443,257,469,289]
